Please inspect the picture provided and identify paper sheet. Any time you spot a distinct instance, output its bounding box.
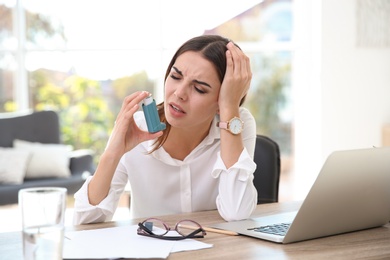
[63,225,212,259]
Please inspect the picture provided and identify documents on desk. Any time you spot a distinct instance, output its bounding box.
[63,225,212,259]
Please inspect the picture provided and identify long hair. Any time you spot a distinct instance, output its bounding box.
[151,35,244,153]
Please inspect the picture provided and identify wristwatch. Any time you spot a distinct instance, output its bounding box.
[217,117,244,135]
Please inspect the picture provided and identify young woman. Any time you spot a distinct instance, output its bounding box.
[73,35,258,225]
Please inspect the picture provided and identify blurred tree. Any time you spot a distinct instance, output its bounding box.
[30,68,158,163]
[0,4,65,45]
[110,71,154,114]
[244,56,291,154]
[31,70,114,163]
[0,3,65,112]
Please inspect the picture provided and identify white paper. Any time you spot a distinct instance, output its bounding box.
[170,238,213,253]
[63,225,212,259]
[162,230,213,253]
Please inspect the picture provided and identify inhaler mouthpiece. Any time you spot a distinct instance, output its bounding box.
[143,95,154,106]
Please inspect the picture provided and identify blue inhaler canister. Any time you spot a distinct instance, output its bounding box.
[142,95,166,133]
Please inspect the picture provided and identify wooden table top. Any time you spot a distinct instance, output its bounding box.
[2,200,390,259]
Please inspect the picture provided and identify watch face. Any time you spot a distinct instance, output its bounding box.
[229,118,243,134]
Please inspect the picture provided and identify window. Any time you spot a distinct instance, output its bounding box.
[0,0,293,170]
[0,0,17,111]
[206,0,293,166]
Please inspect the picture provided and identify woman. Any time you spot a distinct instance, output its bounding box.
[73,35,258,225]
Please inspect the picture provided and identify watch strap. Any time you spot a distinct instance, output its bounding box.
[216,121,228,129]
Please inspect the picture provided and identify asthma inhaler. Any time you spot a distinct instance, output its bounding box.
[142,95,166,133]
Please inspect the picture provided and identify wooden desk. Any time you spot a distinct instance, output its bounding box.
[2,201,390,259]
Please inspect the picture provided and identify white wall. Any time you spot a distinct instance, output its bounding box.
[292,0,390,200]
[321,0,390,156]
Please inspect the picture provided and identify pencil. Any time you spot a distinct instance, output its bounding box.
[179,224,239,236]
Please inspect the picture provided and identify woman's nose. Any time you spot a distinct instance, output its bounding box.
[174,83,187,101]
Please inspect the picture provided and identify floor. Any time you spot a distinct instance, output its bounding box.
[0,171,306,233]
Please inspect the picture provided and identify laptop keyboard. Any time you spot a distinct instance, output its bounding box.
[249,223,291,236]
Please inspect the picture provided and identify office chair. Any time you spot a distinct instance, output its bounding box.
[253,134,281,204]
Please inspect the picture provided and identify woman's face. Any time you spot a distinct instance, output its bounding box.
[164,51,221,133]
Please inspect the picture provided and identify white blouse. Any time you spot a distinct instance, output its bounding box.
[73,107,257,225]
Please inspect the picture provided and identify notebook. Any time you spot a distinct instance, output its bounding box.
[212,147,390,244]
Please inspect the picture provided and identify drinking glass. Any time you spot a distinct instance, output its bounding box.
[19,187,67,260]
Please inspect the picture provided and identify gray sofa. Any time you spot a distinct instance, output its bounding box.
[0,110,95,205]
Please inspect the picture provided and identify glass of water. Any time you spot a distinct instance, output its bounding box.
[19,187,67,260]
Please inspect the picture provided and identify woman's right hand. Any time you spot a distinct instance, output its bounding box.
[104,91,163,158]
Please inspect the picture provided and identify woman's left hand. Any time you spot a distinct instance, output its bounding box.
[218,41,252,111]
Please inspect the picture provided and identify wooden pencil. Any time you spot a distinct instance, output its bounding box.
[179,224,239,236]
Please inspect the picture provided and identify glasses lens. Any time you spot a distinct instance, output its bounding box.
[144,219,168,236]
[176,220,202,236]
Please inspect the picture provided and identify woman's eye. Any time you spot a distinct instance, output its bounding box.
[170,75,180,80]
[194,86,206,94]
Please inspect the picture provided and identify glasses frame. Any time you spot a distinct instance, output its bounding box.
[137,218,207,241]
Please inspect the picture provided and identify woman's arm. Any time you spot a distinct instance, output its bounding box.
[215,42,256,221]
[213,108,257,221]
[218,41,252,168]
[88,91,163,205]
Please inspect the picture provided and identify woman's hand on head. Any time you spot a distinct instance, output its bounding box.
[105,91,163,157]
[219,42,252,111]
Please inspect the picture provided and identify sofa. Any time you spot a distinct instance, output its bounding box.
[0,110,95,205]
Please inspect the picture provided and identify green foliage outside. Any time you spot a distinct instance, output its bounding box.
[28,69,156,164]
[30,71,111,163]
[1,1,292,161]
[243,53,291,155]
[110,71,155,115]
[5,61,290,163]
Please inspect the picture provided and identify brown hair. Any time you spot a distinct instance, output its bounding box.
[151,35,245,152]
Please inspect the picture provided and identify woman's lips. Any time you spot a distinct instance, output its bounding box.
[169,102,186,117]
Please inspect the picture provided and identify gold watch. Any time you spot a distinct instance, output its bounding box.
[217,117,244,135]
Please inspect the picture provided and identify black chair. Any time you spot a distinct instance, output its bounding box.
[253,135,281,204]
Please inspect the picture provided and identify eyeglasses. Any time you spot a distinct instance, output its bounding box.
[137,218,207,241]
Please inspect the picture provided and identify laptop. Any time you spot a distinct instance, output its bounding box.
[212,147,390,244]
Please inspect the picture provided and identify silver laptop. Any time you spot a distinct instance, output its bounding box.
[212,147,390,244]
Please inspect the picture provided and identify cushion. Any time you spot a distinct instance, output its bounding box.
[13,139,73,179]
[0,148,31,184]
